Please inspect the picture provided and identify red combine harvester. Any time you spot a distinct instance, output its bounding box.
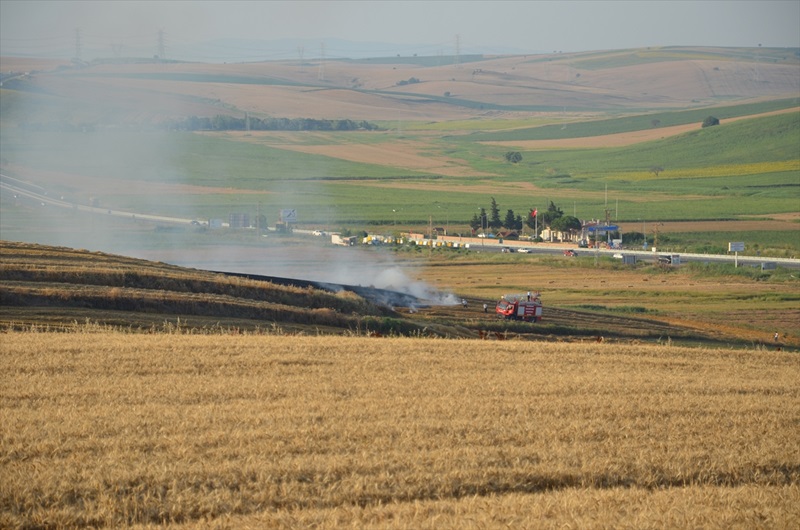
[496,292,543,322]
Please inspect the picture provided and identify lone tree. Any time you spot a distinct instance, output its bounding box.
[650,166,664,177]
[702,116,720,128]
[489,197,503,230]
[504,151,522,164]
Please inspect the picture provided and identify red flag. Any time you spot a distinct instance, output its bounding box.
[531,209,538,218]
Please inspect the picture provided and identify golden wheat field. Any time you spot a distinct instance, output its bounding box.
[1,331,798,529]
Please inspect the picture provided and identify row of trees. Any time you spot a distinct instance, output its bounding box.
[468,198,581,236]
[165,115,379,132]
[396,77,421,86]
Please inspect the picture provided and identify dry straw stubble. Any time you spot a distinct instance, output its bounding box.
[1,332,798,528]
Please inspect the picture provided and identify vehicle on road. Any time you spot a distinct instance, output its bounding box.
[564,249,577,257]
[658,254,680,265]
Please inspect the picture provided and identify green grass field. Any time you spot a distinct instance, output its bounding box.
[466,98,800,141]
[2,97,798,253]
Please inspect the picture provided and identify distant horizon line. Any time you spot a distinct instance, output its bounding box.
[3,43,798,66]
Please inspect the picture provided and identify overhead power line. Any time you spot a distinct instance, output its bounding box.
[74,28,82,61]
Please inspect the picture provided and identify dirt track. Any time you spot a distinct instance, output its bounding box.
[403,296,756,346]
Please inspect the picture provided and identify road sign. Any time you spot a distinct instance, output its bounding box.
[280,209,297,223]
[729,242,745,268]
[728,242,745,252]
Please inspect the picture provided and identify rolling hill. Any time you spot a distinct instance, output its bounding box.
[2,240,797,348]
[2,47,798,124]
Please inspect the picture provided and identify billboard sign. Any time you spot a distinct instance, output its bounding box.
[280,209,297,223]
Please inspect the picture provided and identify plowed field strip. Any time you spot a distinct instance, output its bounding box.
[410,300,720,341]
[545,307,689,337]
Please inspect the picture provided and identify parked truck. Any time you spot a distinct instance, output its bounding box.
[496,292,543,322]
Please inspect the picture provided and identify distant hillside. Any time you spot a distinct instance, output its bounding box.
[2,47,798,124]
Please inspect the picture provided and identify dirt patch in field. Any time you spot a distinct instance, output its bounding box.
[616,219,800,233]
[747,211,800,223]
[0,57,70,73]
[279,143,491,177]
[219,131,495,178]
[485,107,799,149]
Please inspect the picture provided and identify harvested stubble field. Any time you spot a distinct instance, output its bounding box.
[1,332,798,529]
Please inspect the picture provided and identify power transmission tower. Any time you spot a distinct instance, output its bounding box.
[454,34,461,68]
[317,42,325,81]
[157,29,165,60]
[74,28,82,61]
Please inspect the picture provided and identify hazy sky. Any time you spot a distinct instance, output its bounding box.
[2,0,799,60]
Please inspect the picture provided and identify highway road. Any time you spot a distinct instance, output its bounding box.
[426,235,800,270]
[1,172,214,227]
[3,172,798,270]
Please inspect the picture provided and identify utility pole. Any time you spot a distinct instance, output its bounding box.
[429,215,433,256]
[297,45,305,73]
[157,29,166,60]
[642,219,647,249]
[317,42,325,81]
[653,223,663,250]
